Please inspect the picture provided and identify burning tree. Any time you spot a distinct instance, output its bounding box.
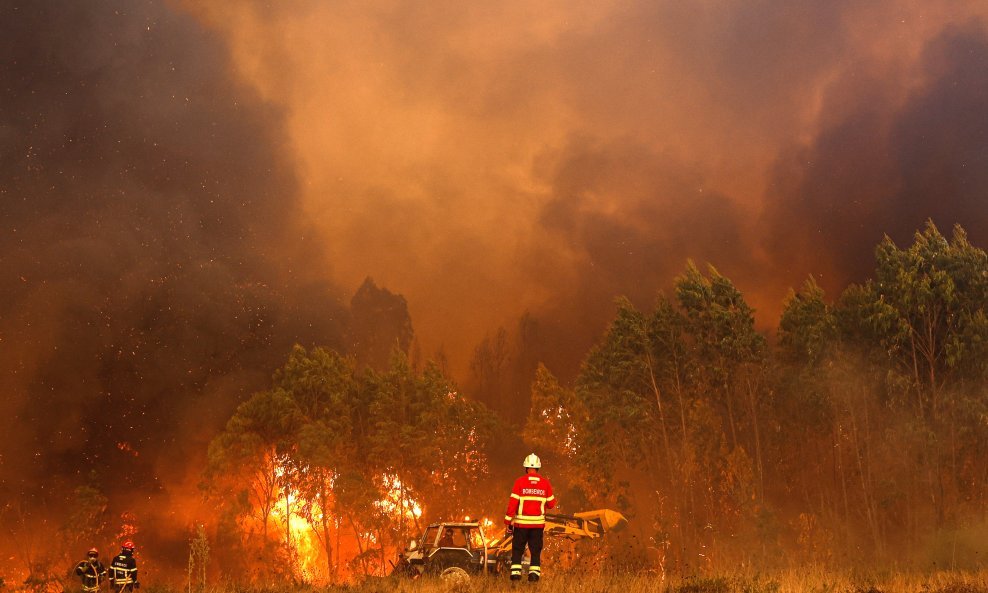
[204,346,497,583]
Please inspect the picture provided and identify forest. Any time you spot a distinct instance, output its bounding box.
[197,221,988,583]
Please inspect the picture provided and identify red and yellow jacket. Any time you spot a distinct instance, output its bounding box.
[504,471,555,528]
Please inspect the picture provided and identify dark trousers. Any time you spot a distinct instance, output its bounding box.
[511,527,545,568]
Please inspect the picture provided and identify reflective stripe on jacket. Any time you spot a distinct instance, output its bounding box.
[110,554,137,584]
[504,472,555,528]
[75,561,107,590]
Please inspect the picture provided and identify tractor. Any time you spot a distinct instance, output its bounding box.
[391,509,626,580]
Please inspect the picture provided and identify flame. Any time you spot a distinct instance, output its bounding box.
[479,517,500,545]
[266,463,425,581]
[116,511,139,546]
[540,407,579,456]
[270,479,323,581]
[374,474,423,520]
[269,461,327,581]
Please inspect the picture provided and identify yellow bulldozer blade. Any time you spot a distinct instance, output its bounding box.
[542,508,628,540]
[573,508,628,532]
[487,508,627,556]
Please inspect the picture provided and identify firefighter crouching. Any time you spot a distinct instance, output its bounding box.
[109,541,139,593]
[504,453,555,582]
[75,548,107,592]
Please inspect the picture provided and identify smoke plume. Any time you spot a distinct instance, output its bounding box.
[183,0,988,377]
[0,0,345,551]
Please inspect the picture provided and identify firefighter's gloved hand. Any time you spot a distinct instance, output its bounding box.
[505,525,514,536]
[133,583,140,589]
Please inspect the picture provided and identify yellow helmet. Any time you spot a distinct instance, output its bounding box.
[523,453,542,469]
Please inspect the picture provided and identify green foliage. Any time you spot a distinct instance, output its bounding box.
[524,364,584,459]
[676,262,766,371]
[778,277,838,364]
[789,221,988,563]
[516,222,988,572]
[576,298,663,482]
[524,264,775,570]
[841,221,988,416]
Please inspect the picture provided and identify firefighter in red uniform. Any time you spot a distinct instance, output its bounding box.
[504,453,555,582]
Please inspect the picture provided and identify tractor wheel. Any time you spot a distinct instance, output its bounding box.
[439,566,470,586]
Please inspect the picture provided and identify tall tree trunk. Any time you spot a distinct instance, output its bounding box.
[723,373,739,450]
[345,513,368,575]
[646,353,675,476]
[283,489,295,578]
[334,513,341,579]
[318,479,334,581]
[744,368,765,500]
[834,419,851,546]
[378,527,387,576]
[645,353,685,570]
[673,367,697,569]
[848,393,883,557]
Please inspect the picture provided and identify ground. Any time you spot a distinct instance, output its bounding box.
[125,570,988,593]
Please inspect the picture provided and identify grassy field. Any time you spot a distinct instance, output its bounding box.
[139,570,988,593]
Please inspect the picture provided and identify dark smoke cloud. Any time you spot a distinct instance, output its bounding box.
[179,0,853,374]
[760,18,988,294]
[0,0,345,537]
[531,138,753,376]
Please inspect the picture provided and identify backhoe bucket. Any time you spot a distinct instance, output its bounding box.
[573,508,628,532]
[542,508,628,540]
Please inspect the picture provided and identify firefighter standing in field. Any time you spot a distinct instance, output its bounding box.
[504,453,555,582]
[109,541,139,593]
[75,548,107,593]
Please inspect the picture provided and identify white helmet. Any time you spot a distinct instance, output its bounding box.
[523,453,542,469]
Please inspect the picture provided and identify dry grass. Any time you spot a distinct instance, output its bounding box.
[145,569,988,593]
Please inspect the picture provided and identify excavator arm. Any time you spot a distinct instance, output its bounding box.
[488,508,627,556]
[546,509,628,539]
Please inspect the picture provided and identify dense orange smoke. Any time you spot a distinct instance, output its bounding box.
[183,0,988,376]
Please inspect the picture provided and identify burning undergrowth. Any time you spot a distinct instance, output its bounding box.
[199,346,498,583]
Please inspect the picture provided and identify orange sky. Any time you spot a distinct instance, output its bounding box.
[179,0,988,373]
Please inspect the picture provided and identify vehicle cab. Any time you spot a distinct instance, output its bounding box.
[394,521,490,577]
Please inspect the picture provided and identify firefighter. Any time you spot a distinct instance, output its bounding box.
[504,453,555,582]
[75,548,107,593]
[109,541,139,593]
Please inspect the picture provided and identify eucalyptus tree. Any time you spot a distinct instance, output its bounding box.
[205,387,297,543]
[273,345,358,579]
